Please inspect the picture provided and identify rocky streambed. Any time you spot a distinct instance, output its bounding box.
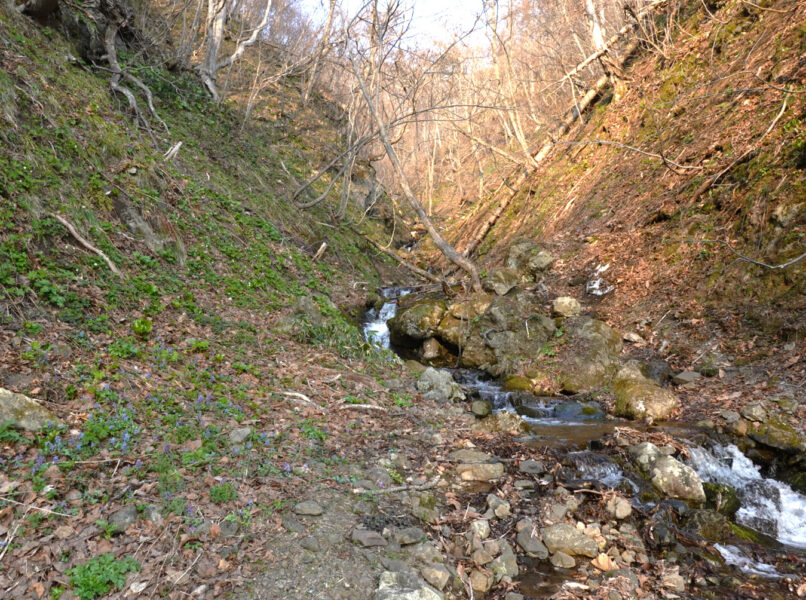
[362,281,806,599]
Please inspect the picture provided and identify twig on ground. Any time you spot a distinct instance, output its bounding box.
[552,139,701,174]
[677,238,806,270]
[278,391,320,409]
[0,497,71,517]
[352,476,440,495]
[336,403,388,412]
[0,507,30,563]
[48,213,124,279]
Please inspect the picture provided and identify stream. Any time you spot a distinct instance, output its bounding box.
[363,288,806,589]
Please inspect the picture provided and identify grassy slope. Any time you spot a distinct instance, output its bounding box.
[437,0,805,353]
[0,6,424,599]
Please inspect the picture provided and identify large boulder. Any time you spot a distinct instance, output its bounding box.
[556,318,622,393]
[416,368,465,403]
[389,300,446,345]
[629,442,705,503]
[0,388,62,431]
[459,290,554,376]
[612,362,679,420]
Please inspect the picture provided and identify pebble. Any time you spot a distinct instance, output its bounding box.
[606,496,632,520]
[421,565,450,591]
[300,536,320,552]
[518,459,545,474]
[472,549,494,566]
[551,551,576,568]
[228,427,252,445]
[672,371,701,385]
[391,526,425,546]
[470,519,491,539]
[487,494,511,518]
[108,505,138,530]
[470,570,493,593]
[456,462,504,481]
[516,522,548,559]
[352,528,387,547]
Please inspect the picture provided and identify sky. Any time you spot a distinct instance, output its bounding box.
[301,0,487,47]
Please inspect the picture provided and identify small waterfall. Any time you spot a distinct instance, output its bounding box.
[363,287,411,350]
[689,444,806,549]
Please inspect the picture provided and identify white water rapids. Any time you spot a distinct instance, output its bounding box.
[689,443,806,549]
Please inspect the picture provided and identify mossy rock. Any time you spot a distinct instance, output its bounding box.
[684,509,730,542]
[502,375,532,391]
[703,482,741,517]
[749,418,804,452]
[388,299,446,345]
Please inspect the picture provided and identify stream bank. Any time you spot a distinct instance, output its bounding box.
[361,286,806,599]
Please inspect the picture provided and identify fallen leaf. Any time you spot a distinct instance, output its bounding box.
[210,522,221,540]
[592,553,617,571]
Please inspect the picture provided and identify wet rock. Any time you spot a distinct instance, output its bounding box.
[554,400,605,420]
[516,520,548,559]
[550,551,576,568]
[552,296,581,317]
[606,496,632,520]
[473,411,528,433]
[293,500,323,516]
[483,268,525,296]
[353,528,388,547]
[541,523,598,558]
[519,459,546,475]
[389,300,446,344]
[703,483,741,517]
[749,418,805,452]
[457,462,504,481]
[228,427,252,445]
[672,371,701,385]
[490,541,518,582]
[471,400,492,417]
[376,570,443,600]
[741,403,768,423]
[420,565,450,591]
[684,509,730,542]
[502,375,532,391]
[0,387,62,431]
[612,362,678,420]
[557,319,622,393]
[108,505,138,531]
[629,442,705,502]
[416,368,465,403]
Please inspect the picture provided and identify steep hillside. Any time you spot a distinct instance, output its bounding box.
[437,0,805,365]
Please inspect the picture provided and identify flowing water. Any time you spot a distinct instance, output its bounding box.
[362,288,806,579]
